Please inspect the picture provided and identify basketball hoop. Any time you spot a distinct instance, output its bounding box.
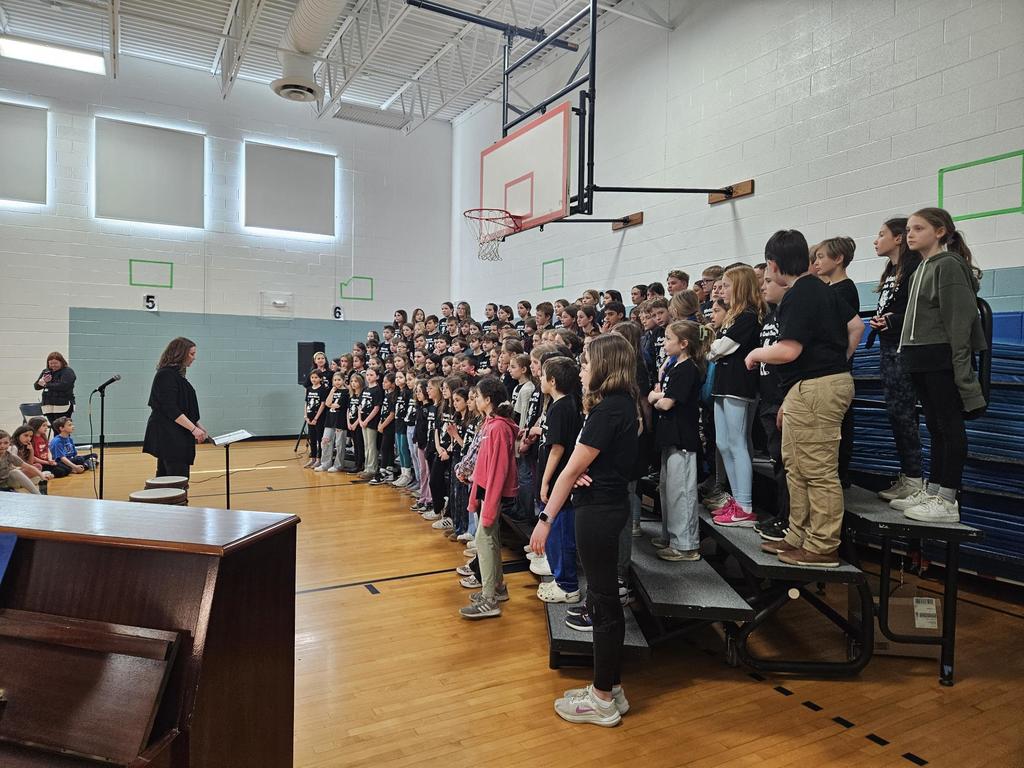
[464,208,522,261]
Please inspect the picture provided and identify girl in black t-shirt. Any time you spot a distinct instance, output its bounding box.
[345,374,365,474]
[371,373,398,485]
[708,265,764,527]
[317,372,349,472]
[446,387,472,540]
[419,378,444,517]
[648,321,706,561]
[304,371,328,468]
[530,334,640,728]
[391,371,415,488]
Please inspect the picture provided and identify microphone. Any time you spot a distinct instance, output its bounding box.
[93,374,121,393]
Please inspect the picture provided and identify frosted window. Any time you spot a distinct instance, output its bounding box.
[244,142,335,236]
[0,102,47,204]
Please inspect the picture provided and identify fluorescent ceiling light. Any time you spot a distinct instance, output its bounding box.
[0,35,106,75]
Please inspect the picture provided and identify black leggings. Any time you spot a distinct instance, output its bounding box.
[429,456,450,515]
[307,421,324,459]
[911,370,966,490]
[576,497,629,691]
[379,427,395,473]
[758,404,789,518]
[348,427,364,470]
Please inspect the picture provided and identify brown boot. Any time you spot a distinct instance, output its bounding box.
[778,547,840,568]
[761,539,800,556]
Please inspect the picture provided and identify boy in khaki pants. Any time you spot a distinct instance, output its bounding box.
[745,230,865,567]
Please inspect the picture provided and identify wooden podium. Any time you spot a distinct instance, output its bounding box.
[0,494,299,768]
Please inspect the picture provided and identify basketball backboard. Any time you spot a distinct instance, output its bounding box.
[479,100,572,237]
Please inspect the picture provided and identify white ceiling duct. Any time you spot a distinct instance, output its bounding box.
[272,0,348,103]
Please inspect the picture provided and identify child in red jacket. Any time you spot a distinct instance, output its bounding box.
[459,376,518,620]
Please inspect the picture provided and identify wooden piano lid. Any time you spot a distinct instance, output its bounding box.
[0,494,299,556]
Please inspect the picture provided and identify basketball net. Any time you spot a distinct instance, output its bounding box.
[463,208,523,261]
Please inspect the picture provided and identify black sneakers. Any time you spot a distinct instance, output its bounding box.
[754,516,789,542]
[565,609,593,632]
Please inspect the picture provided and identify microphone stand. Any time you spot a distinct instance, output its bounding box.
[98,385,107,500]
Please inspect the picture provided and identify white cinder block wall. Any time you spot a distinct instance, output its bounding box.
[0,57,451,421]
[451,0,1024,307]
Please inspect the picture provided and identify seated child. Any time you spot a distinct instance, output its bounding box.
[1,429,44,493]
[49,417,96,474]
[28,416,68,477]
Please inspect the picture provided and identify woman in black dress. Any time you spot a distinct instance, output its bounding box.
[143,337,207,478]
[33,352,76,423]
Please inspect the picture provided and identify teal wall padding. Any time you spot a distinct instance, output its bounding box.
[69,308,381,443]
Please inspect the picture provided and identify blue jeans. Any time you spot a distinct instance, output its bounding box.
[546,502,578,592]
[514,455,535,521]
[395,430,412,469]
[714,396,756,509]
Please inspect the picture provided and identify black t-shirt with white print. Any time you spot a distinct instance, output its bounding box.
[379,389,396,434]
[656,358,701,451]
[359,384,384,429]
[712,308,761,400]
[305,384,329,421]
[758,304,784,407]
[323,387,347,429]
[347,394,361,430]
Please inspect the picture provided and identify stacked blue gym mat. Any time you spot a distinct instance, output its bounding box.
[850,313,1024,581]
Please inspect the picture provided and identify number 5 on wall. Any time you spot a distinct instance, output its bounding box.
[143,294,158,312]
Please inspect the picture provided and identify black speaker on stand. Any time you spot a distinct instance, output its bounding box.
[296,341,325,452]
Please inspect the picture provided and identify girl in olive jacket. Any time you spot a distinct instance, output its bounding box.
[896,207,986,524]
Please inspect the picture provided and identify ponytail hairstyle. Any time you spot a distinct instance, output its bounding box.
[722,265,766,326]
[581,333,638,415]
[875,217,921,293]
[11,424,34,461]
[911,206,980,277]
[476,375,514,419]
[666,320,715,379]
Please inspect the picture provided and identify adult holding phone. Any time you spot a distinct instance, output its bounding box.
[143,337,207,478]
[33,352,77,423]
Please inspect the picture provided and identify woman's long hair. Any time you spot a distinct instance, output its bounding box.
[46,351,69,369]
[157,337,196,375]
[875,217,921,292]
[581,333,638,414]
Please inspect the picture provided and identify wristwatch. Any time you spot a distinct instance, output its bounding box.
[538,512,551,523]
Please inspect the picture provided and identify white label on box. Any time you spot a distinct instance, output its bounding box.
[913,597,938,629]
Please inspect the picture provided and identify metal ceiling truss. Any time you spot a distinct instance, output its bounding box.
[218,0,266,98]
[400,0,582,134]
[313,0,412,119]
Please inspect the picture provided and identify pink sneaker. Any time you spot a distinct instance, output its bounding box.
[713,499,757,527]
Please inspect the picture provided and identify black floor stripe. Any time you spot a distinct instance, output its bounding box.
[833,716,855,728]
[802,700,822,711]
[774,685,793,696]
[902,753,928,766]
[296,558,528,595]
[364,584,379,595]
[866,734,889,746]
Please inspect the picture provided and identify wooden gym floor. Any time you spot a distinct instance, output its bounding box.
[53,440,1024,768]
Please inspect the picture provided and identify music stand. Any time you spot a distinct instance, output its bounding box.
[211,430,253,509]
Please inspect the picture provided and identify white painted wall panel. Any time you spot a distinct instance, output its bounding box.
[244,142,335,236]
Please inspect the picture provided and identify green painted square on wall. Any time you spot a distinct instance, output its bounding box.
[937,150,1024,222]
[340,275,374,301]
[542,258,564,291]
[129,259,174,288]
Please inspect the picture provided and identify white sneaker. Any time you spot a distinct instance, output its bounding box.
[554,686,621,727]
[460,575,481,589]
[529,556,552,577]
[422,510,441,521]
[890,488,931,511]
[455,564,474,577]
[537,580,581,603]
[327,467,340,473]
[563,684,629,715]
[904,495,960,523]
[313,465,326,472]
[392,471,412,488]
[456,532,474,542]
[303,458,317,468]
[431,517,453,530]
[879,474,923,501]
[526,550,544,560]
